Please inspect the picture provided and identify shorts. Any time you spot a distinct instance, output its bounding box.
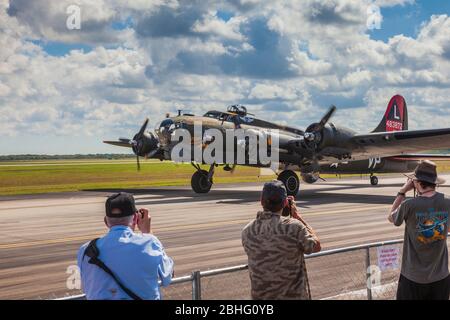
[396,274,450,300]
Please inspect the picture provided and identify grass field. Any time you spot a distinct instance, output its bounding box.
[0,160,276,195]
[1,159,450,196]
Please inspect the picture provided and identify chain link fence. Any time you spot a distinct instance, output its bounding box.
[60,236,450,300]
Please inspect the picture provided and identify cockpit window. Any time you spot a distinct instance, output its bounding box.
[155,119,174,135]
[203,111,230,121]
[160,119,174,128]
[174,121,186,129]
[204,111,220,118]
[155,119,187,136]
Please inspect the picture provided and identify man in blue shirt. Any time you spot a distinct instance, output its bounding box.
[77,192,174,300]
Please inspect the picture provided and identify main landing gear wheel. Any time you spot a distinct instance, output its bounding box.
[277,170,300,196]
[191,170,212,194]
[370,175,379,186]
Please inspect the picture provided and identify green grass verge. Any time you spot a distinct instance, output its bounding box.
[0,161,275,195]
[1,160,449,196]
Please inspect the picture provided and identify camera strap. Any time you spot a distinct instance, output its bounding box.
[83,238,143,300]
[303,261,312,300]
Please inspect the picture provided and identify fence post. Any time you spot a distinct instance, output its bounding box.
[365,247,373,300]
[192,271,202,300]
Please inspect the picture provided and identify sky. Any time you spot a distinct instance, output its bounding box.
[0,0,449,155]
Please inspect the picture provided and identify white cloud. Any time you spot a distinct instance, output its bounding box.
[0,0,449,154]
[192,11,247,41]
[342,69,372,87]
[374,0,415,7]
[248,83,298,100]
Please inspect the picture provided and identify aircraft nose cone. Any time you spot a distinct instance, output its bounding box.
[131,134,142,155]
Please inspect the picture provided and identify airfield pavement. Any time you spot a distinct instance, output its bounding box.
[1,174,450,300]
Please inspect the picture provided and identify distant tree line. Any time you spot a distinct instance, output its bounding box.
[0,154,135,161]
[427,149,450,154]
[1,150,449,162]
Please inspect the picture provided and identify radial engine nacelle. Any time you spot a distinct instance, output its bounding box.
[301,172,320,184]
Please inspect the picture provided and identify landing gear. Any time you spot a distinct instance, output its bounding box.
[370,174,379,186]
[191,170,212,193]
[191,163,215,194]
[277,170,300,196]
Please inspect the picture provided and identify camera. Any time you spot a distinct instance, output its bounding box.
[281,197,294,217]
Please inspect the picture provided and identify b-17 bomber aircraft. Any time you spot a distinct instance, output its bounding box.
[104,95,450,196]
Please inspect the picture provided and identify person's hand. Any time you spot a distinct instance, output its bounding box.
[400,179,415,194]
[287,196,302,220]
[137,208,152,234]
[292,210,302,221]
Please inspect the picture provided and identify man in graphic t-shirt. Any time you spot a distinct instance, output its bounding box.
[388,160,450,300]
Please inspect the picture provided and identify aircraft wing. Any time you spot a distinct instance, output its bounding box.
[390,154,450,161]
[350,128,450,159]
[103,140,132,148]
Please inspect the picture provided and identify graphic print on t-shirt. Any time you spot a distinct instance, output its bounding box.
[416,209,448,244]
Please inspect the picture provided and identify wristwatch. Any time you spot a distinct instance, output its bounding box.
[397,192,406,197]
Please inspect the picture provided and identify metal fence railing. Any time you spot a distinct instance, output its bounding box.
[57,235,450,300]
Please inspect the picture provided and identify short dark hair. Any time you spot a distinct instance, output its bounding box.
[262,198,285,212]
[261,180,287,212]
[418,180,436,189]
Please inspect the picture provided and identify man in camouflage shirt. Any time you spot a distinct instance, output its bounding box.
[242,180,321,300]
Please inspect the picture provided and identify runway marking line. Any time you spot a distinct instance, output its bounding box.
[0,195,175,211]
[0,204,391,249]
[0,194,243,210]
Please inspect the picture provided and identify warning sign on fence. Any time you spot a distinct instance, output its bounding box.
[377,245,400,271]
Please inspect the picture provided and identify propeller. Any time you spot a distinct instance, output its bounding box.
[130,119,149,171]
[104,118,160,171]
[286,105,337,163]
[303,105,337,145]
[136,118,149,141]
[136,154,141,171]
[126,118,161,171]
[119,137,131,144]
[316,105,336,132]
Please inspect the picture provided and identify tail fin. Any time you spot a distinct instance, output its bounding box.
[372,95,408,132]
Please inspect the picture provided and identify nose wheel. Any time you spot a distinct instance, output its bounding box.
[370,175,379,186]
[277,170,300,196]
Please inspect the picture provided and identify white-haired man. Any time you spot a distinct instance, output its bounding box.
[77,192,174,300]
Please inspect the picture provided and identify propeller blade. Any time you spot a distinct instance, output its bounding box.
[136,154,141,171]
[136,118,149,139]
[103,140,133,148]
[119,137,131,143]
[317,105,336,130]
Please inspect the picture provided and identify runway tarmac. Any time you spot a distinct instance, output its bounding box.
[1,174,449,300]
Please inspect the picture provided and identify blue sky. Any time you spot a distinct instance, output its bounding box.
[1,0,450,155]
[34,1,450,58]
[30,40,93,56]
[369,0,450,41]
[31,0,442,56]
